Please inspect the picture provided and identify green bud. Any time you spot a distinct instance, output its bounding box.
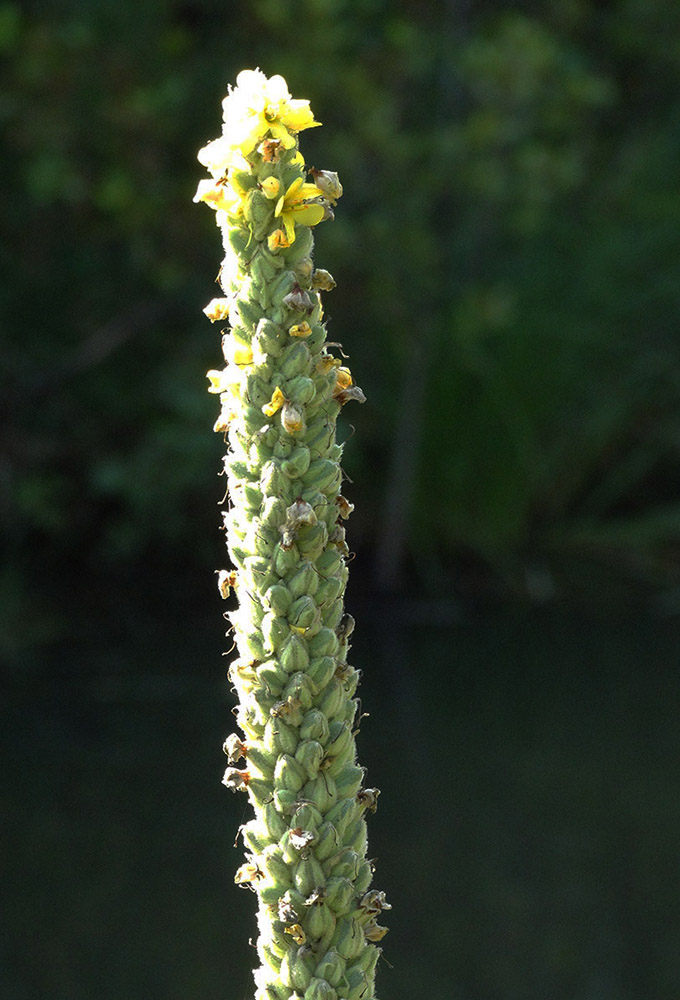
[294,855,326,897]
[316,678,344,718]
[333,917,363,961]
[288,595,319,629]
[314,951,346,989]
[273,788,298,816]
[286,561,318,599]
[245,744,276,780]
[280,634,310,674]
[307,902,336,944]
[343,966,368,1000]
[325,799,359,841]
[307,655,336,692]
[313,823,342,864]
[282,445,312,479]
[280,949,313,992]
[283,672,315,711]
[304,458,339,494]
[261,846,293,888]
[353,860,373,895]
[261,802,289,841]
[261,613,290,653]
[314,547,343,579]
[242,818,270,854]
[261,460,287,497]
[274,542,300,577]
[254,317,286,357]
[277,339,311,378]
[326,721,352,760]
[307,628,339,658]
[291,802,323,831]
[274,754,307,793]
[303,978,337,1000]
[227,226,251,257]
[314,576,343,607]
[296,522,328,561]
[345,817,367,856]
[235,293,265,329]
[328,848,360,881]
[295,739,324,779]
[331,764,364,800]
[300,709,330,744]
[264,717,298,757]
[302,774,335,813]
[264,584,293,617]
[285,375,316,406]
[324,876,354,914]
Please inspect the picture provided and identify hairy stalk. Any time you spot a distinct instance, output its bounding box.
[195,70,388,1000]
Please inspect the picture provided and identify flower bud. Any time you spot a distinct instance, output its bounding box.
[309,168,343,203]
[260,176,282,199]
[274,754,307,793]
[304,978,337,1000]
[295,739,324,779]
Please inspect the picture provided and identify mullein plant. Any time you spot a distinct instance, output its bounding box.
[194,70,389,1000]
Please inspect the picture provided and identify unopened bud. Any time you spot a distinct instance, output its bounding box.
[309,168,343,203]
[260,176,281,199]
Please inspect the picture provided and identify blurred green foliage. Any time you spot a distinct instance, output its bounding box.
[4,0,680,599]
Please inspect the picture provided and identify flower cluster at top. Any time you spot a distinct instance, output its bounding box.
[194,69,341,249]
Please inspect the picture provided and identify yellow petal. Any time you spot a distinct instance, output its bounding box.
[267,229,291,251]
[282,212,296,244]
[289,322,312,338]
[203,297,231,322]
[290,203,325,228]
[262,387,286,417]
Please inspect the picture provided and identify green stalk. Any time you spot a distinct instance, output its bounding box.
[194,70,388,1000]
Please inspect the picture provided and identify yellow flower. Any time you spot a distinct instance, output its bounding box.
[222,336,254,367]
[333,367,353,395]
[274,177,326,243]
[203,297,231,322]
[267,229,291,252]
[207,366,243,394]
[193,178,243,216]
[289,321,312,338]
[262,386,286,417]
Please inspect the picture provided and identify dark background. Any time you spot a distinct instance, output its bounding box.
[2,1,680,997]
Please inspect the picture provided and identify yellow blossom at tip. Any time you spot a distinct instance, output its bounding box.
[262,386,286,417]
[221,70,321,158]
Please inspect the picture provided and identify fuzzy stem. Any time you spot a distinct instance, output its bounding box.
[195,70,387,1000]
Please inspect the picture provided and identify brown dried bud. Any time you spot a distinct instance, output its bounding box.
[357,787,380,813]
[283,284,313,313]
[222,767,250,791]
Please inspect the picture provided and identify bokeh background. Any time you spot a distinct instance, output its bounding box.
[3,1,680,997]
